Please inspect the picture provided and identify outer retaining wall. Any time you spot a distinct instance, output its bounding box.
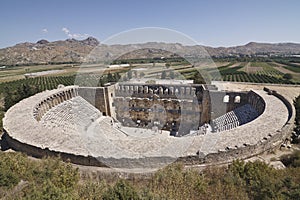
[2,130,107,167]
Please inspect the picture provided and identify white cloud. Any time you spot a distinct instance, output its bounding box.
[62,27,70,34]
[41,28,48,33]
[62,27,89,39]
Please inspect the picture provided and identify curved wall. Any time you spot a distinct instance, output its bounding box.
[2,86,294,168]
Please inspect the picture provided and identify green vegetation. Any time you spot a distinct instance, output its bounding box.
[283,65,300,73]
[161,71,167,79]
[0,108,4,131]
[0,76,75,111]
[210,57,300,83]
[281,151,300,168]
[103,180,139,200]
[219,65,244,75]
[209,63,297,84]
[0,76,75,95]
[292,95,300,143]
[112,57,190,65]
[0,152,300,199]
[174,59,300,84]
[283,73,293,80]
[0,152,80,199]
[274,59,300,73]
[219,73,292,84]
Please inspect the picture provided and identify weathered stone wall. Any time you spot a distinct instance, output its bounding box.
[209,91,249,120]
[113,83,204,135]
[113,82,263,135]
[2,131,108,167]
[247,91,265,115]
[104,84,116,118]
[179,123,293,165]
[78,87,110,115]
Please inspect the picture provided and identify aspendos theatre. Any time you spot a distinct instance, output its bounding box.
[2,78,296,170]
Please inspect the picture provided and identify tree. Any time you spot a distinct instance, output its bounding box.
[161,71,167,79]
[169,71,175,79]
[127,71,133,79]
[292,95,300,143]
[140,72,145,78]
[281,150,300,167]
[193,72,205,84]
[103,180,139,200]
[165,63,171,69]
[4,86,13,111]
[114,73,121,81]
[134,70,138,78]
[283,73,293,80]
[107,73,114,82]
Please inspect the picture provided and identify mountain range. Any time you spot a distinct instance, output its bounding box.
[1,37,300,66]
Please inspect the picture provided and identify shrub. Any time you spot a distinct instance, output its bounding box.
[281,151,300,168]
[283,73,293,80]
[103,179,139,200]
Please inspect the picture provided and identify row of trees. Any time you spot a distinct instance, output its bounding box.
[3,83,39,111]
[219,73,295,84]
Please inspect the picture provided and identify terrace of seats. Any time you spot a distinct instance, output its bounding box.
[212,104,259,132]
[41,96,102,134]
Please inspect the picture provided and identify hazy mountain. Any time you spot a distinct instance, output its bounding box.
[1,37,300,66]
[0,37,99,66]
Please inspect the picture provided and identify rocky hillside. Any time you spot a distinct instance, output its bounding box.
[221,42,300,55]
[1,37,300,66]
[0,37,99,66]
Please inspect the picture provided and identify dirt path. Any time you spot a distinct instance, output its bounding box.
[228,62,242,68]
[242,62,251,73]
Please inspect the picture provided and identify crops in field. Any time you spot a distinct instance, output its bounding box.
[207,63,297,84]
[0,72,123,93]
[0,76,76,93]
[273,59,300,73]
[215,73,292,84]
[282,64,300,73]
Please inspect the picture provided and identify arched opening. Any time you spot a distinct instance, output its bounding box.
[223,95,229,103]
[234,96,241,103]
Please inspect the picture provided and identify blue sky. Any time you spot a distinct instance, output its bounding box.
[0,0,299,48]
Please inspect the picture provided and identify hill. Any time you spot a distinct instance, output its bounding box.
[1,38,300,66]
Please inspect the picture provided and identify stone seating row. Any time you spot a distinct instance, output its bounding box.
[212,104,259,132]
[41,96,102,134]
